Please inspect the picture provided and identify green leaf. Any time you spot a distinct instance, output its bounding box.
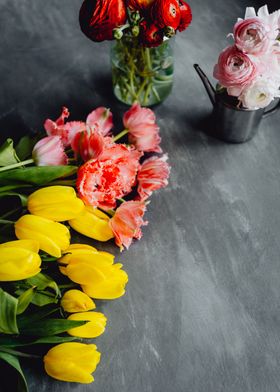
[15,290,58,307]
[0,166,77,185]
[0,184,33,193]
[15,136,36,161]
[30,291,58,306]
[19,319,86,336]
[26,273,60,297]
[0,335,76,347]
[17,305,59,329]
[16,287,36,315]
[0,192,28,207]
[0,288,19,334]
[0,139,20,167]
[0,352,28,392]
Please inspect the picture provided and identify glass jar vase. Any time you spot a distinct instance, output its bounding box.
[111,37,174,107]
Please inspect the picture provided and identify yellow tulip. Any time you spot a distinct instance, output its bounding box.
[27,186,84,222]
[68,206,114,241]
[0,239,39,253]
[67,312,107,338]
[58,244,128,299]
[59,243,114,276]
[0,244,41,281]
[43,342,101,383]
[15,215,70,258]
[81,263,128,300]
[61,289,96,313]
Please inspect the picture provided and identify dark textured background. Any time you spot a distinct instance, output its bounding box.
[0,0,280,391]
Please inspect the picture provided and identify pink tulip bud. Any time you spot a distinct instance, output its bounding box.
[32,136,68,166]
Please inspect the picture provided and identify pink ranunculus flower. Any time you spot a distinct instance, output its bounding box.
[243,5,280,40]
[233,18,272,55]
[123,103,162,153]
[32,136,68,166]
[86,107,113,136]
[137,155,170,200]
[76,144,142,210]
[213,45,259,96]
[109,201,148,250]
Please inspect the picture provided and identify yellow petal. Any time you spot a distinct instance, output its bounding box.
[65,263,106,285]
[61,290,96,313]
[67,312,107,338]
[82,281,127,300]
[0,247,41,281]
[43,343,101,383]
[0,239,39,253]
[28,186,85,222]
[69,206,114,242]
[15,215,70,258]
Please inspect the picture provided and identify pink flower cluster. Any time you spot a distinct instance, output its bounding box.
[214,5,280,110]
[33,103,170,250]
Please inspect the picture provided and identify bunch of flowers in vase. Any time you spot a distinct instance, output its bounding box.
[214,5,280,110]
[79,0,192,106]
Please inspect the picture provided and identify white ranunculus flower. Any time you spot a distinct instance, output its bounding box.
[243,5,280,40]
[240,78,280,110]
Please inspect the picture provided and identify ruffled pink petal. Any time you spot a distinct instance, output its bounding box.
[86,107,113,136]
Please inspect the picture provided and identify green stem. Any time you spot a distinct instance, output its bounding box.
[113,129,129,142]
[1,207,21,219]
[98,207,115,217]
[0,346,40,359]
[0,219,14,225]
[0,159,34,173]
[58,283,78,289]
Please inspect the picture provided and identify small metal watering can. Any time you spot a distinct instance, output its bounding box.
[194,64,280,143]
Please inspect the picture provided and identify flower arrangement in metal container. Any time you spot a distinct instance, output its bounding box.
[79,0,192,106]
[214,5,280,110]
[0,104,170,389]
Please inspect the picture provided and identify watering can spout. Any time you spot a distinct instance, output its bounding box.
[193,64,216,107]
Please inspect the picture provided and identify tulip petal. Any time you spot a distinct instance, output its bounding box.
[0,248,41,281]
[0,239,39,253]
[65,263,106,285]
[44,342,101,383]
[15,215,70,258]
[67,312,107,338]
[28,186,85,222]
[69,206,114,242]
[61,290,96,313]
[82,280,127,299]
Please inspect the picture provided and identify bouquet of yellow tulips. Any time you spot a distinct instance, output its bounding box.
[0,103,170,390]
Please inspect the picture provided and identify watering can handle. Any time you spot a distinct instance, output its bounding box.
[263,99,280,119]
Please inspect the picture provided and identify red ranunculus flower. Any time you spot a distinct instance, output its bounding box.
[139,20,164,47]
[127,0,155,12]
[137,155,170,200]
[79,0,127,42]
[109,201,148,250]
[77,144,142,209]
[178,1,192,32]
[151,0,181,30]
